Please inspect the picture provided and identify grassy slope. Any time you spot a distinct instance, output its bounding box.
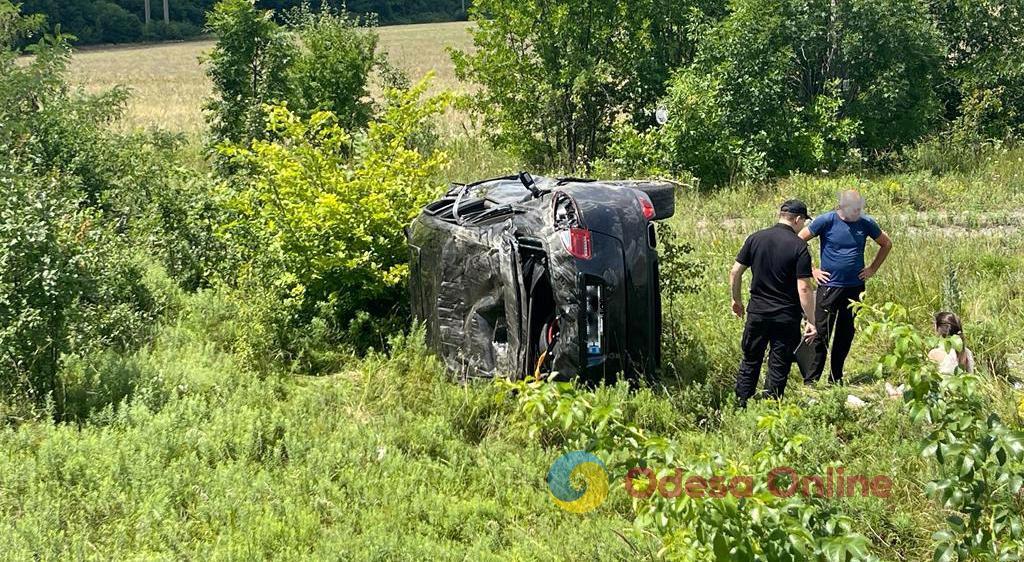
[5,21,1020,561]
[1,151,1021,560]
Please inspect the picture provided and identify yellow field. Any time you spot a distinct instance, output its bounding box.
[68,21,475,134]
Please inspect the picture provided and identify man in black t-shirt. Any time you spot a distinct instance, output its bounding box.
[728,200,818,406]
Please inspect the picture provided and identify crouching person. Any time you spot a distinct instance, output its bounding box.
[729,200,818,407]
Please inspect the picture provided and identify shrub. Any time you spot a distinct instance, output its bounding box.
[0,3,217,416]
[0,166,155,419]
[214,79,449,364]
[204,0,387,148]
[284,4,380,131]
[618,0,943,186]
[451,0,724,173]
[203,0,295,146]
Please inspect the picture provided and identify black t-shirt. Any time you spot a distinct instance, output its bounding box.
[736,223,813,321]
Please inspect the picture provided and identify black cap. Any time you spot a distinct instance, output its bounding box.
[780,199,811,219]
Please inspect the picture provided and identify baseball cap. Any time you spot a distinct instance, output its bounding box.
[780,199,811,220]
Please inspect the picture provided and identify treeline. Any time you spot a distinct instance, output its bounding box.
[19,0,468,45]
[455,0,1024,185]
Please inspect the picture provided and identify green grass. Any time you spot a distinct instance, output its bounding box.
[2,149,1022,559]
[0,287,639,560]
[7,19,1022,562]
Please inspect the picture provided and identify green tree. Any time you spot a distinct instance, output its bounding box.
[204,0,385,147]
[929,0,1024,140]
[618,0,943,186]
[451,0,722,173]
[284,4,380,131]
[203,0,294,146]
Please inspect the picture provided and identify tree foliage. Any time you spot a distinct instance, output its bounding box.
[204,0,385,148]
[19,0,468,45]
[608,0,944,185]
[929,0,1024,141]
[452,0,723,173]
[213,80,449,363]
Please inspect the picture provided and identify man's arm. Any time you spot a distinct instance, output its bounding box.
[729,261,748,318]
[798,277,818,341]
[797,278,816,325]
[799,226,831,284]
[860,231,893,280]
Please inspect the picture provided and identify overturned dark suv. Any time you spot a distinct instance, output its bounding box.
[406,173,676,384]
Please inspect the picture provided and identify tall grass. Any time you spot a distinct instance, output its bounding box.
[16,24,1023,560]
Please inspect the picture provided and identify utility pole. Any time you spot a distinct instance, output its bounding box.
[144,0,151,24]
[163,0,170,24]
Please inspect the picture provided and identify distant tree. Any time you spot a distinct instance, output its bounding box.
[94,1,143,42]
[19,1,470,45]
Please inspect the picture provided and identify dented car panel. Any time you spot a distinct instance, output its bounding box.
[407,174,674,383]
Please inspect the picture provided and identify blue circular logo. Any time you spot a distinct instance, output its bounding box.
[546,451,609,513]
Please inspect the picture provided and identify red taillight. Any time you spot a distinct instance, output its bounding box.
[561,227,593,260]
[637,192,656,220]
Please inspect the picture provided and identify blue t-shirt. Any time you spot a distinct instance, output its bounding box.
[808,211,882,287]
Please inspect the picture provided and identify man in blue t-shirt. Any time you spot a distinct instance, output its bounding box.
[798,190,893,384]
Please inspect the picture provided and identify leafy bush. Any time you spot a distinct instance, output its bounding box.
[0,3,222,417]
[204,0,388,148]
[613,0,943,186]
[214,79,449,364]
[0,164,156,419]
[452,0,724,173]
[858,301,1024,560]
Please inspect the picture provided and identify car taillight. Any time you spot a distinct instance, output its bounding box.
[636,192,656,220]
[561,227,592,260]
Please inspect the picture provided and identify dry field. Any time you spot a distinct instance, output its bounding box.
[68,21,475,134]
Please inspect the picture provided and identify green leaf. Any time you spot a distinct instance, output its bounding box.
[713,532,730,561]
[933,543,954,562]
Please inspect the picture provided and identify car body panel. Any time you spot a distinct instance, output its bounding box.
[407,175,670,383]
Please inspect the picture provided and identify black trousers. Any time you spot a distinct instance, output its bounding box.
[804,284,864,384]
[735,313,801,405]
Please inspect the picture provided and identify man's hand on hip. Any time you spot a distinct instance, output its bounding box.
[812,268,831,284]
[858,265,877,280]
